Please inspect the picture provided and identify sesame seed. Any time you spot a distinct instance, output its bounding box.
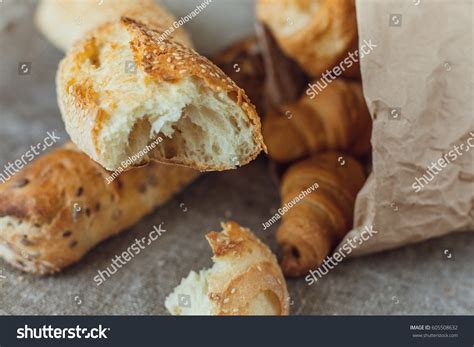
[166,57,172,63]
[223,298,230,304]
[231,288,236,294]
[201,69,206,73]
[257,265,262,272]
[232,308,239,313]
[179,69,187,74]
[13,178,29,188]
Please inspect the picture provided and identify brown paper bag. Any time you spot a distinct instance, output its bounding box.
[340,0,474,256]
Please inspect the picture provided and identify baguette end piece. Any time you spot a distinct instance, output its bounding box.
[165,221,289,316]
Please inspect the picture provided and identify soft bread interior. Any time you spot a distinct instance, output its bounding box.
[125,78,255,168]
[165,270,214,315]
[165,224,282,316]
[165,266,281,316]
[72,23,257,170]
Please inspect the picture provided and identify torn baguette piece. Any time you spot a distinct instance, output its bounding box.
[165,221,289,315]
[213,36,266,115]
[0,142,198,274]
[35,0,192,51]
[57,17,266,172]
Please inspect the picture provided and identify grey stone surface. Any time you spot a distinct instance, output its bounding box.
[0,1,472,316]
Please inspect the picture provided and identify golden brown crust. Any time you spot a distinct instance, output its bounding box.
[123,17,259,111]
[276,152,366,277]
[263,79,371,163]
[0,143,199,274]
[57,17,266,172]
[212,36,266,115]
[35,0,192,51]
[206,221,289,315]
[256,0,359,77]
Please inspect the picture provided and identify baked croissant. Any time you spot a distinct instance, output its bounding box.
[263,79,371,163]
[256,0,359,78]
[276,151,366,277]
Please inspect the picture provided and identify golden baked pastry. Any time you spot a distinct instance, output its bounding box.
[256,0,359,78]
[263,79,371,163]
[57,18,266,172]
[276,152,366,276]
[0,143,198,274]
[165,221,290,315]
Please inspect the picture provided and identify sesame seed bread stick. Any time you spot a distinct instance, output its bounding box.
[57,18,266,172]
[0,142,199,274]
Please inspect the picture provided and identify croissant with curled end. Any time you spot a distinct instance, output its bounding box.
[276,152,366,277]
